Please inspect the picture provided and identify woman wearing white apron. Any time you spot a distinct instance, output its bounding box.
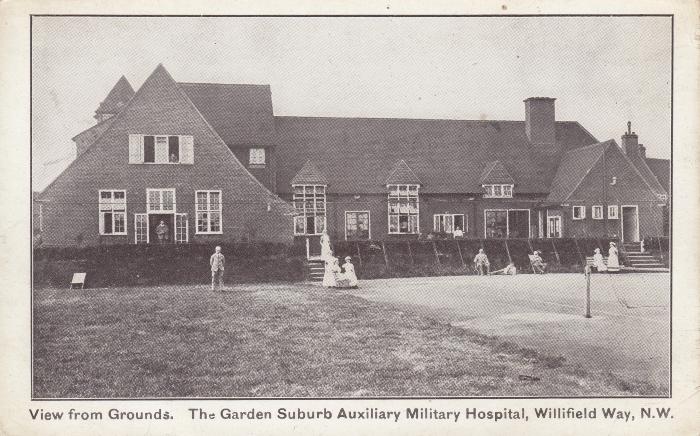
[607,242,620,272]
[322,257,340,288]
[320,229,333,260]
[593,248,607,272]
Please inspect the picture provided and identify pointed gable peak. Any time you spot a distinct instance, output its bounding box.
[291,160,328,185]
[479,160,514,185]
[94,75,135,119]
[386,159,421,185]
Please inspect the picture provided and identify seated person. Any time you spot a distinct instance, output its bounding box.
[341,256,358,288]
[473,249,490,275]
[592,248,607,272]
[531,250,547,274]
[453,227,464,238]
[490,262,517,275]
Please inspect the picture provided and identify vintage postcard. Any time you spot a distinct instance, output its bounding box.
[0,0,698,435]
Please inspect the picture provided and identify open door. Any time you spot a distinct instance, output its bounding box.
[621,206,639,242]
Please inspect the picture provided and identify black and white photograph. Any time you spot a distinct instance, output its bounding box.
[28,15,675,401]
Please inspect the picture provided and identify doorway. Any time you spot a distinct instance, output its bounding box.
[149,214,174,244]
[621,205,639,242]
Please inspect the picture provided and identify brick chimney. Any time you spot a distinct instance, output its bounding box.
[524,97,557,155]
[621,121,640,156]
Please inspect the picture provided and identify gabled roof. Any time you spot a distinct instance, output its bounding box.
[546,141,609,201]
[645,157,670,194]
[626,152,666,198]
[273,117,598,194]
[291,160,328,185]
[385,159,421,185]
[94,75,134,117]
[179,82,276,148]
[479,160,514,185]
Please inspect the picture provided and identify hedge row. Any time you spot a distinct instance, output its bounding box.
[33,238,623,287]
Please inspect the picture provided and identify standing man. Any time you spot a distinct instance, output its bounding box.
[156,220,169,244]
[210,246,225,291]
[473,248,490,275]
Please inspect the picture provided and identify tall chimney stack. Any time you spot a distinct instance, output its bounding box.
[621,121,639,156]
[524,97,557,155]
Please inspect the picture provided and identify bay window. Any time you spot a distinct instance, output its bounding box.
[388,184,419,234]
[293,185,326,235]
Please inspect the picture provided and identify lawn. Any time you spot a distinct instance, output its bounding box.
[34,282,651,398]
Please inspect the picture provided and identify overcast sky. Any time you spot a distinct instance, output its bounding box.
[32,16,671,190]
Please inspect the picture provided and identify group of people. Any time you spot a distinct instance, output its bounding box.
[472,241,621,276]
[321,230,359,288]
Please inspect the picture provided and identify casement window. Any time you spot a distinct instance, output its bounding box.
[128,135,194,164]
[547,215,562,238]
[433,214,466,234]
[484,209,530,239]
[99,190,126,235]
[592,205,604,220]
[147,189,176,213]
[293,185,326,235]
[195,190,222,234]
[608,205,619,219]
[345,211,370,240]
[388,184,419,234]
[572,206,586,220]
[483,184,513,198]
[249,148,266,166]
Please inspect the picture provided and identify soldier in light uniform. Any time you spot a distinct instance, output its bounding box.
[210,246,226,291]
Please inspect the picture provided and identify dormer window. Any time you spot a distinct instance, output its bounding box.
[249,148,266,166]
[483,184,513,198]
[388,184,420,234]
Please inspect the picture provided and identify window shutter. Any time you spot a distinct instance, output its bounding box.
[180,136,194,164]
[128,135,143,163]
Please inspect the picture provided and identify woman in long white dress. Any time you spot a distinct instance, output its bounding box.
[607,242,620,272]
[320,229,333,260]
[593,248,607,272]
[322,257,340,287]
[342,256,359,288]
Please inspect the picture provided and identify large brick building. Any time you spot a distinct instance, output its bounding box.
[36,64,669,248]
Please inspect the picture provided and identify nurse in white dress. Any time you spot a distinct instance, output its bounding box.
[593,248,607,272]
[322,257,340,288]
[342,256,359,288]
[607,242,620,272]
[320,229,333,260]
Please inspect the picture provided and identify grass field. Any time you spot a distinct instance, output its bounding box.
[33,278,667,398]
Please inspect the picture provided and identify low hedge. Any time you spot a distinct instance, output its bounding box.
[33,237,631,288]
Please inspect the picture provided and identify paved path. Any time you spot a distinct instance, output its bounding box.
[347,273,670,393]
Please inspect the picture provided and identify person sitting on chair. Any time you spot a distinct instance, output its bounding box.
[473,249,490,275]
[490,262,517,275]
[593,248,607,272]
[342,256,358,288]
[531,250,547,274]
[453,227,464,238]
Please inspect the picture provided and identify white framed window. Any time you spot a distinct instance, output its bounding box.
[195,190,222,234]
[147,189,176,213]
[483,184,513,198]
[99,190,126,235]
[547,215,562,238]
[293,185,326,235]
[592,205,604,220]
[608,205,619,219]
[484,209,530,239]
[388,184,419,234]
[345,211,370,240]
[249,148,266,165]
[433,214,466,234]
[128,134,194,164]
[572,206,586,220]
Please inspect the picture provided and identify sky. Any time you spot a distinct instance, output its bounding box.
[32,16,672,191]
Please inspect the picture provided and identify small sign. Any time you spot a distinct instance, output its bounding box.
[70,273,86,289]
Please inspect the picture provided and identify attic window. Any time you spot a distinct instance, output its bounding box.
[483,184,513,198]
[249,148,266,166]
[128,135,194,164]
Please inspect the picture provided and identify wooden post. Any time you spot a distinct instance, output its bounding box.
[305,237,310,260]
[527,238,534,254]
[503,240,512,264]
[432,241,441,265]
[584,265,592,318]
[551,240,561,265]
[407,241,414,265]
[657,238,665,263]
[355,242,363,269]
[455,239,465,267]
[381,241,390,270]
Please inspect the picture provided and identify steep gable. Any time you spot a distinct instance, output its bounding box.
[385,159,421,185]
[41,64,293,245]
[290,160,328,185]
[645,158,670,194]
[547,142,607,202]
[479,160,514,185]
[94,75,135,118]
